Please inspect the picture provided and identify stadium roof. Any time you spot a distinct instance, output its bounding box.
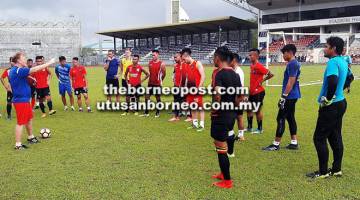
[247,0,348,10]
[97,16,256,40]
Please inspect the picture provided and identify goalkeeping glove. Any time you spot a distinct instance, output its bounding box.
[278,94,288,110]
[320,96,335,107]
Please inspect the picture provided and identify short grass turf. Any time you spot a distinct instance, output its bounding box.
[0,64,359,200]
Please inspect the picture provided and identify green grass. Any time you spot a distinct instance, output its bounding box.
[0,64,359,200]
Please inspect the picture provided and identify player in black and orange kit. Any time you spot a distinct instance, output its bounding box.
[141,49,166,118]
[169,52,183,122]
[210,46,242,189]
[124,55,149,115]
[181,48,206,131]
[1,57,14,119]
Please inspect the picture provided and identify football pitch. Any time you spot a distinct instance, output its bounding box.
[0,64,359,199]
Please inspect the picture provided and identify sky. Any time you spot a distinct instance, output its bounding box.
[0,0,254,45]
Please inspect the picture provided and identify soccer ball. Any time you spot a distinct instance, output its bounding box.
[40,128,51,139]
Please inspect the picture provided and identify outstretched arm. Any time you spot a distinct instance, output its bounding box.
[30,58,56,74]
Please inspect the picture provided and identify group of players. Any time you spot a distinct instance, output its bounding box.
[2,36,351,189]
[100,44,301,189]
[103,37,350,188]
[1,54,91,150]
[209,37,350,188]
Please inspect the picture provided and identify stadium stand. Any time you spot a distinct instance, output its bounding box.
[97,16,257,64]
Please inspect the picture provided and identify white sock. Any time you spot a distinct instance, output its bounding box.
[192,119,198,127]
[28,135,35,139]
[71,106,75,109]
[291,140,298,145]
[228,130,235,136]
[15,142,22,147]
[199,121,204,128]
[87,107,91,110]
[273,141,280,146]
[238,130,244,137]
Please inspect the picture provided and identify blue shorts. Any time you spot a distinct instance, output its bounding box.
[59,83,72,96]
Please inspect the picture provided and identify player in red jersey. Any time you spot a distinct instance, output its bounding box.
[181,48,206,132]
[180,59,192,122]
[141,49,166,118]
[123,55,149,115]
[70,57,92,113]
[168,52,183,122]
[33,56,56,118]
[1,57,14,119]
[247,49,274,134]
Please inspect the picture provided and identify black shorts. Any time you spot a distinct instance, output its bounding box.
[249,91,265,106]
[148,84,162,96]
[211,114,236,142]
[122,79,128,88]
[106,79,119,88]
[128,84,141,98]
[36,87,50,99]
[30,86,36,97]
[6,91,13,103]
[74,87,88,96]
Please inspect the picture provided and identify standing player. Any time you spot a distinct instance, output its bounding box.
[70,57,92,112]
[33,56,56,117]
[229,53,246,142]
[27,59,37,109]
[1,57,14,119]
[181,57,192,122]
[55,56,75,111]
[169,52,183,122]
[141,49,166,118]
[263,44,301,151]
[247,48,274,134]
[181,48,206,131]
[210,46,242,189]
[307,37,348,179]
[9,52,55,150]
[120,48,133,99]
[123,55,149,115]
[104,50,120,103]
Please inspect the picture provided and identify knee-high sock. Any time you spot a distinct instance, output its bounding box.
[40,102,46,113]
[47,101,53,110]
[257,120,263,130]
[227,135,235,155]
[217,153,231,180]
[6,104,12,117]
[247,116,253,129]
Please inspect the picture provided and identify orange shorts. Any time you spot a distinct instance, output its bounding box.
[14,102,33,125]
